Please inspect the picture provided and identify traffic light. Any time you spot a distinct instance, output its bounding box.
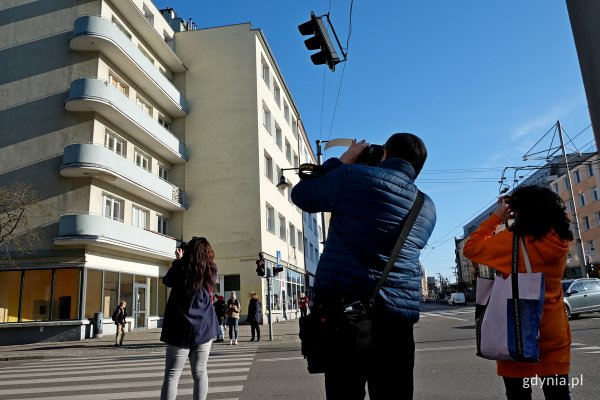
[273,264,284,277]
[256,252,265,277]
[298,11,341,71]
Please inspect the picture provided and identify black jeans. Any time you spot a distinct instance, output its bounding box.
[324,312,415,400]
[503,376,571,400]
[250,321,260,340]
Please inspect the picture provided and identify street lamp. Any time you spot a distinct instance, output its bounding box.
[276,167,298,189]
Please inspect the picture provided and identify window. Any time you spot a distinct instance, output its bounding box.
[135,150,151,171]
[298,231,304,252]
[593,187,599,201]
[136,95,153,116]
[138,44,154,65]
[132,206,149,229]
[285,140,292,163]
[158,114,171,131]
[264,153,273,181]
[157,215,168,235]
[103,194,124,221]
[85,269,102,319]
[21,270,52,321]
[319,226,323,242]
[312,217,317,233]
[108,72,129,96]
[111,17,132,40]
[52,269,81,320]
[158,164,169,181]
[275,125,282,149]
[564,178,570,190]
[293,153,299,168]
[142,4,154,24]
[104,130,125,157]
[589,164,595,177]
[284,103,290,124]
[289,223,296,247]
[315,248,319,263]
[588,240,595,253]
[575,170,581,183]
[266,204,275,232]
[273,82,281,107]
[579,193,586,207]
[583,216,591,230]
[276,166,283,190]
[292,117,298,138]
[261,60,270,87]
[309,243,314,261]
[279,214,286,240]
[263,106,271,133]
[552,183,559,194]
[596,212,600,227]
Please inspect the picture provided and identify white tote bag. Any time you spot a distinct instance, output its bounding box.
[475,236,545,362]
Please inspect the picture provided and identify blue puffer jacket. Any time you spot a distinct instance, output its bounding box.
[291,157,436,322]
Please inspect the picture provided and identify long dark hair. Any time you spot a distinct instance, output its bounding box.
[508,185,573,241]
[180,237,217,296]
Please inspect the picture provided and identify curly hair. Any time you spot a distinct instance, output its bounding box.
[508,185,573,241]
[180,237,217,296]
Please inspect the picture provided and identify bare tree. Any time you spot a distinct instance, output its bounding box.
[0,182,49,258]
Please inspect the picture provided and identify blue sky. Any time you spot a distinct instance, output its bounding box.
[153,0,594,282]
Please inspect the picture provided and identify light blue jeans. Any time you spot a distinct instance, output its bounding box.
[227,317,239,339]
[161,341,212,400]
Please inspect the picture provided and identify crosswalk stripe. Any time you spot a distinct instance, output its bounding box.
[13,385,244,400]
[420,312,468,321]
[0,376,247,396]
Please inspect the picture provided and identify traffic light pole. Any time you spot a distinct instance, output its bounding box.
[265,268,273,341]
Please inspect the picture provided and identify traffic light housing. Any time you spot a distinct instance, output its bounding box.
[298,11,341,71]
[256,252,265,277]
[273,264,284,277]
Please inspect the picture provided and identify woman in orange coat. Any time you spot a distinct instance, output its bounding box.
[463,185,572,400]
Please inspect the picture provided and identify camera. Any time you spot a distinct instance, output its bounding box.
[356,144,384,166]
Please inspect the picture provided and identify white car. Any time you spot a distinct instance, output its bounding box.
[448,292,466,306]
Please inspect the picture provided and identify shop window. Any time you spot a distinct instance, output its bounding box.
[52,269,81,320]
[120,273,133,313]
[21,270,52,322]
[150,277,158,316]
[85,269,103,319]
[103,271,118,316]
[0,270,21,322]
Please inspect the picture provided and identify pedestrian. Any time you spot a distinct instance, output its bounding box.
[298,292,309,318]
[213,295,226,342]
[226,291,241,345]
[112,300,127,346]
[291,133,436,399]
[246,292,262,342]
[463,185,573,400]
[160,237,219,400]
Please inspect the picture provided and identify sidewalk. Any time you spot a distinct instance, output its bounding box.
[0,319,301,362]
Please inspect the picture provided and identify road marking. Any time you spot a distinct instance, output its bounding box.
[420,312,468,321]
[257,356,304,362]
[416,344,476,352]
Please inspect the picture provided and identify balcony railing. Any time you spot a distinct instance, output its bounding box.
[60,143,187,210]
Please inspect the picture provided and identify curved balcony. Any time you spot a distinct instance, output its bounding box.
[70,15,188,117]
[65,77,187,163]
[60,143,186,211]
[104,0,187,74]
[54,213,176,260]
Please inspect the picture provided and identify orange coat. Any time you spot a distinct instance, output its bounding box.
[463,214,571,378]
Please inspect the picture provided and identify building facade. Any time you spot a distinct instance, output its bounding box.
[0,0,321,344]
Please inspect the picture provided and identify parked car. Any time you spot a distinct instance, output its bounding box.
[447,292,466,306]
[562,278,600,318]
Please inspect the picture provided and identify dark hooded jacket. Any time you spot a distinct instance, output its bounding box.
[160,259,219,346]
[291,157,436,322]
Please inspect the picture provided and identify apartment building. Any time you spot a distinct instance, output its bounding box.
[549,153,600,278]
[0,0,320,344]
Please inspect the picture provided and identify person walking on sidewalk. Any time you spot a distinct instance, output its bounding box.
[226,291,240,345]
[160,237,219,400]
[112,300,127,346]
[213,295,226,342]
[246,292,262,342]
[298,293,309,318]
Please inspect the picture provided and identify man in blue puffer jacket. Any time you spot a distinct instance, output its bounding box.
[291,133,436,400]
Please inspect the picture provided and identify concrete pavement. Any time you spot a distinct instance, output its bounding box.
[0,319,301,361]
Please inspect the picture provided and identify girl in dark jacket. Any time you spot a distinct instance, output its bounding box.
[246,292,262,342]
[160,237,219,400]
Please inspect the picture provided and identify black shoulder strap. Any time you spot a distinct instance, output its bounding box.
[370,190,425,307]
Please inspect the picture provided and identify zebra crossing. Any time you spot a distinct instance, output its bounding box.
[0,344,258,400]
[420,306,475,321]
